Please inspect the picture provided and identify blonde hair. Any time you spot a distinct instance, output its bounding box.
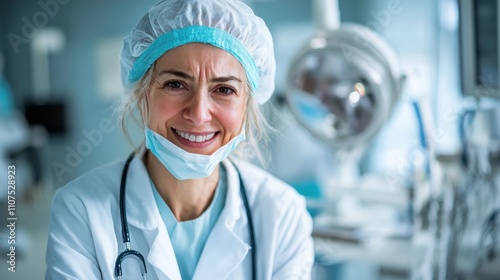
[117,62,274,165]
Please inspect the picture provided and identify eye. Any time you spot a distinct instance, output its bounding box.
[164,80,185,90]
[216,86,236,95]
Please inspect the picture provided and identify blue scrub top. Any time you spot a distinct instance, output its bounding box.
[151,166,228,279]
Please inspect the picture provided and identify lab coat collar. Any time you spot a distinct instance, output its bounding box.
[125,149,158,231]
[192,159,251,279]
[124,149,183,280]
[147,219,182,280]
[220,158,244,223]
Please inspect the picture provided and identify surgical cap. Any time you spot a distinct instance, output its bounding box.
[120,0,276,104]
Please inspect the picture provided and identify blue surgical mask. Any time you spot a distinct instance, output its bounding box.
[145,127,245,180]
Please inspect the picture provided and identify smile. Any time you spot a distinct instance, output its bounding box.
[174,129,216,143]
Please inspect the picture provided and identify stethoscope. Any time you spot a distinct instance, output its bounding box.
[114,152,256,280]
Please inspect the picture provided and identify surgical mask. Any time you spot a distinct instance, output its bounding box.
[145,127,245,180]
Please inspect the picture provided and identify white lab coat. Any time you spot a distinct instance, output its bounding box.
[45,152,314,280]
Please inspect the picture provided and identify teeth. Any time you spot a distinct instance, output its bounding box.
[175,129,215,143]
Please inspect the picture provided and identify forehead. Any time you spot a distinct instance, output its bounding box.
[154,43,245,77]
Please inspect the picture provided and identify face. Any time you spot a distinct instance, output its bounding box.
[146,43,248,155]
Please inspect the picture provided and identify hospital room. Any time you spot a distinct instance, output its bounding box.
[1,0,500,279]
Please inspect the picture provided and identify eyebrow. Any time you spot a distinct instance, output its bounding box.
[157,69,243,83]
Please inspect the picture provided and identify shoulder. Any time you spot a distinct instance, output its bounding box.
[235,160,303,198]
[53,159,124,204]
[229,159,314,272]
[231,159,309,220]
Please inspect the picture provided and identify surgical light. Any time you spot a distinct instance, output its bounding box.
[286,0,405,151]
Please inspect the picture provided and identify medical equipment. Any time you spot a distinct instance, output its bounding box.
[114,152,257,280]
[459,0,500,99]
[285,1,408,279]
[421,0,500,276]
[285,0,404,151]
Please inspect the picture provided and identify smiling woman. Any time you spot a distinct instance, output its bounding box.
[122,44,266,163]
[147,43,247,157]
[45,1,314,279]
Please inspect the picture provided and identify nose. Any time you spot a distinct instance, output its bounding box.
[183,89,212,125]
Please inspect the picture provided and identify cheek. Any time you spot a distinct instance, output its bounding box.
[147,94,177,126]
[222,99,247,133]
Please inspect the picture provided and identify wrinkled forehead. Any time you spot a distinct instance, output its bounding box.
[129,26,258,91]
[154,43,246,79]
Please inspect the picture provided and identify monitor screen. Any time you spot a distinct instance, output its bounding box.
[24,100,67,135]
[475,0,498,88]
[460,0,500,98]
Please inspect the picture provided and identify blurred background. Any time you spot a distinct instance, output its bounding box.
[1,0,500,279]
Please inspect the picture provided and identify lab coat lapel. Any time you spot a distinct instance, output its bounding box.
[124,151,182,280]
[192,160,251,280]
[147,222,182,280]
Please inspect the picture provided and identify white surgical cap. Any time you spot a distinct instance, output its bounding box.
[120,0,276,104]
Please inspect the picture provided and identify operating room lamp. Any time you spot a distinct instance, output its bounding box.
[285,0,405,181]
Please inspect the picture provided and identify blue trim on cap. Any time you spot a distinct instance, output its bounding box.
[128,25,259,91]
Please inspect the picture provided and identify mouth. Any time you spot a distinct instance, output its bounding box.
[173,128,217,143]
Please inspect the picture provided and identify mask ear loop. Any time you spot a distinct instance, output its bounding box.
[141,93,150,129]
[237,83,250,157]
[138,62,155,132]
[244,79,256,138]
[137,88,151,151]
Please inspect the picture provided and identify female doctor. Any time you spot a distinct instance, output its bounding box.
[45,0,314,279]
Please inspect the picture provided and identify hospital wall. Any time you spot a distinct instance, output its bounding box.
[1,0,160,187]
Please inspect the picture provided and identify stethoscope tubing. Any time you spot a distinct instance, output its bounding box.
[115,152,148,279]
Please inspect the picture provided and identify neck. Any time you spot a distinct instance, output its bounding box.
[144,150,220,221]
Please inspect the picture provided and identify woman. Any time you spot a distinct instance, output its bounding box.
[45,0,314,279]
